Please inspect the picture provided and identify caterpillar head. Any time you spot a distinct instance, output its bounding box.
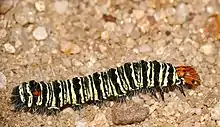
[176,66,200,89]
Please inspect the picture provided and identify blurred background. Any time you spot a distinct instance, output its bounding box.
[0,0,220,126]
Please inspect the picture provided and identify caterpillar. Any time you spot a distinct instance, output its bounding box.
[11,60,200,115]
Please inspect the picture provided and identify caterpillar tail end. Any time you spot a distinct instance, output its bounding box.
[176,66,201,89]
[11,85,26,111]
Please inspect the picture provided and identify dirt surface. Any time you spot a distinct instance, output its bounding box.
[0,0,220,127]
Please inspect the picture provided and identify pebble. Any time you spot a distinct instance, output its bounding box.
[138,44,153,53]
[104,22,116,32]
[211,101,220,120]
[41,53,52,64]
[54,0,68,14]
[4,43,15,53]
[165,7,176,17]
[0,28,7,38]
[35,0,45,12]
[154,9,166,21]
[132,10,145,20]
[199,43,217,56]
[14,4,37,25]
[101,31,110,40]
[0,0,13,14]
[162,103,176,116]
[126,38,136,49]
[62,58,72,68]
[0,72,6,89]
[112,102,149,125]
[123,23,134,36]
[88,112,109,127]
[59,41,81,54]
[132,96,145,105]
[175,2,189,24]
[32,26,48,41]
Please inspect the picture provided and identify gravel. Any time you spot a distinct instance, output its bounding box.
[0,72,7,89]
[0,0,220,127]
[32,26,48,40]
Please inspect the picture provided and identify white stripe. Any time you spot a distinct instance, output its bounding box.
[88,76,93,100]
[63,81,67,105]
[51,82,56,107]
[107,74,118,96]
[82,78,89,102]
[99,73,107,99]
[91,76,99,101]
[58,80,63,107]
[139,62,143,88]
[65,80,71,104]
[158,63,164,88]
[146,62,151,87]
[149,63,154,87]
[45,82,50,106]
[26,83,33,107]
[122,66,132,91]
[173,67,178,85]
[115,70,126,94]
[36,83,43,105]
[19,85,25,102]
[131,64,139,88]
[78,78,85,103]
[69,80,77,104]
[106,73,113,96]
[163,64,170,87]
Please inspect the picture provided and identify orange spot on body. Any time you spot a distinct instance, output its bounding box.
[32,89,41,96]
[176,66,200,89]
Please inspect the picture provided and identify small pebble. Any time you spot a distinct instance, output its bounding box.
[54,0,68,14]
[204,14,220,39]
[35,1,45,12]
[104,22,116,31]
[101,31,110,40]
[32,26,48,41]
[126,38,136,49]
[41,53,52,64]
[59,41,81,54]
[0,28,7,38]
[154,9,166,21]
[0,0,13,14]
[4,43,15,53]
[199,43,217,56]
[211,101,220,120]
[138,44,153,53]
[162,103,175,116]
[123,23,134,36]
[88,112,109,127]
[0,72,6,89]
[98,44,107,53]
[62,58,72,68]
[132,96,144,105]
[175,2,189,24]
[132,10,145,20]
[14,4,37,25]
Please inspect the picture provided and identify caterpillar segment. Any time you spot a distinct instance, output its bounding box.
[11,60,200,115]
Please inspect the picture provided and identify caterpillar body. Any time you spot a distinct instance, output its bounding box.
[11,60,200,115]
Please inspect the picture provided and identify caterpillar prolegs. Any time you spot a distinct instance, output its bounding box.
[11,60,201,115]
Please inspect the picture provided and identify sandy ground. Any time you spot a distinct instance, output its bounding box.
[0,0,220,127]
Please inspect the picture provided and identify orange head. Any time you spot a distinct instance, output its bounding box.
[175,66,201,89]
